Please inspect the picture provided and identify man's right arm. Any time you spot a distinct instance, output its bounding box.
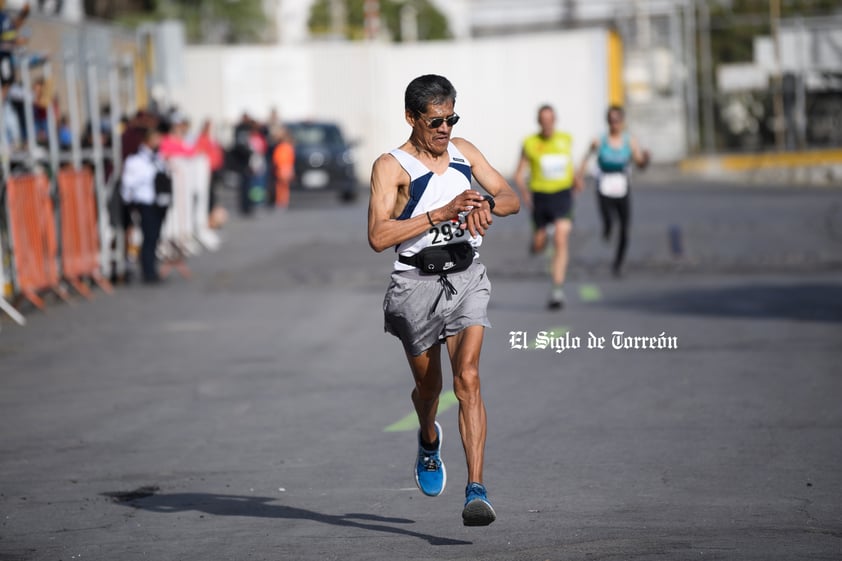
[367,153,423,253]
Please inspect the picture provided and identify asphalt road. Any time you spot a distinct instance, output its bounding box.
[1,179,841,561]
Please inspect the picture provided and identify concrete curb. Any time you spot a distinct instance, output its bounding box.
[676,149,842,187]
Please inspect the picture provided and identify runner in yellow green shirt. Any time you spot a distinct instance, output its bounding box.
[514,105,582,309]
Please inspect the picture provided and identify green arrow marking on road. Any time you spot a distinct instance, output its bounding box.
[528,326,569,349]
[384,390,459,432]
[387,323,573,430]
[579,284,602,302]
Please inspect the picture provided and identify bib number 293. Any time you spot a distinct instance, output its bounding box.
[429,221,465,244]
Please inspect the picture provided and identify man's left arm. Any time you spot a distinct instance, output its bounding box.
[452,138,520,238]
[453,138,520,215]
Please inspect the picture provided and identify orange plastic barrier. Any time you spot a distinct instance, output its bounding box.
[57,168,113,297]
[6,173,71,310]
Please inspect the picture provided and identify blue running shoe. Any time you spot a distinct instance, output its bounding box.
[462,482,496,526]
[415,421,446,497]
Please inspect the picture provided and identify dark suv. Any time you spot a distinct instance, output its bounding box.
[286,121,359,202]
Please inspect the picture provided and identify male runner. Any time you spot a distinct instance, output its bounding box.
[368,74,519,526]
[514,105,581,309]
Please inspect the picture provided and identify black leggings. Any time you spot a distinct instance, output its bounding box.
[597,191,630,272]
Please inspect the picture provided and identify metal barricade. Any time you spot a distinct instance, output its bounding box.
[5,173,70,310]
[57,167,113,297]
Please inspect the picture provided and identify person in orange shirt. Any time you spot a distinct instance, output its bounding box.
[270,125,295,210]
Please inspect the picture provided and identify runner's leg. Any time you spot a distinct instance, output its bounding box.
[552,218,572,286]
[446,325,486,484]
[614,194,631,274]
[597,191,613,241]
[406,344,443,447]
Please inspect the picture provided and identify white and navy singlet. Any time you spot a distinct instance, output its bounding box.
[390,142,482,271]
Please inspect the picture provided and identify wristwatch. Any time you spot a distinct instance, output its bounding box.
[482,194,496,211]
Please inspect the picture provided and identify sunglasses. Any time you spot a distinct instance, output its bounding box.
[420,113,460,128]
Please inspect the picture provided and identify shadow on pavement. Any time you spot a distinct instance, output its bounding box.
[102,488,471,546]
[607,282,842,323]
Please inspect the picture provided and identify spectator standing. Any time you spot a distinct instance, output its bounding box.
[268,125,295,210]
[230,113,255,216]
[159,113,195,159]
[122,110,155,162]
[248,121,268,207]
[32,75,55,145]
[120,127,170,284]
[193,118,225,216]
[0,0,28,98]
[57,113,71,149]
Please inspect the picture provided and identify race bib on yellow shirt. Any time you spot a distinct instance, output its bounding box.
[539,154,569,181]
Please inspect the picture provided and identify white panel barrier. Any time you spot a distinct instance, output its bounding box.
[160,155,220,261]
[189,155,220,252]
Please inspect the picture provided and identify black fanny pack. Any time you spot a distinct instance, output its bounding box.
[399,242,474,275]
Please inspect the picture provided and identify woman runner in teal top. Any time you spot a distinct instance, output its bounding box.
[576,105,650,277]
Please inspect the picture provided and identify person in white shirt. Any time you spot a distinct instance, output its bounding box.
[121,127,169,283]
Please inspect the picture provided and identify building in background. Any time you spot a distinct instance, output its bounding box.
[717,18,842,150]
[8,0,84,21]
[271,0,653,44]
[266,0,693,162]
[23,0,834,165]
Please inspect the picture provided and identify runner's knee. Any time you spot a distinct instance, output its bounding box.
[554,225,571,245]
[453,366,481,400]
[414,376,443,400]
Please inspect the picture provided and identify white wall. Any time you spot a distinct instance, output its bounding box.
[172,29,611,182]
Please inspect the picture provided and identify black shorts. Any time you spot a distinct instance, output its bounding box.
[532,190,573,229]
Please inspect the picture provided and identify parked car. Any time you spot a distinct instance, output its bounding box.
[285,120,359,202]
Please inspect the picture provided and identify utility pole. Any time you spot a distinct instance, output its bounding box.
[698,0,716,153]
[634,0,651,49]
[683,0,700,153]
[771,0,785,151]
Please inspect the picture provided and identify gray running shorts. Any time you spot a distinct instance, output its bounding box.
[383,262,492,357]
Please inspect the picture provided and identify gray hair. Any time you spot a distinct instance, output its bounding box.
[405,75,457,117]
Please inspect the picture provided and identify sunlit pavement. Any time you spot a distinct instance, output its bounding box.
[1,180,840,560]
